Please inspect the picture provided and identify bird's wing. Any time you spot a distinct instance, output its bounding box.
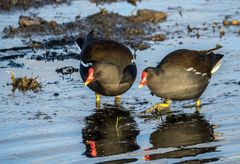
[157,49,212,75]
[81,39,133,68]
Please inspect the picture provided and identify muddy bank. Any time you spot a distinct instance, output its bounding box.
[3,9,167,51]
[0,0,70,11]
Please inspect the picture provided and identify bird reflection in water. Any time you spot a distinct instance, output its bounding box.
[82,105,140,158]
[144,112,220,162]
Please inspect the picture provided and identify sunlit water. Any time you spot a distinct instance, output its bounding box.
[0,0,240,163]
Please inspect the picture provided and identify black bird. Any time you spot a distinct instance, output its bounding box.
[139,45,223,112]
[75,31,137,107]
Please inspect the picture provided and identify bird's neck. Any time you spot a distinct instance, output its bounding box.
[147,71,161,88]
[98,66,122,87]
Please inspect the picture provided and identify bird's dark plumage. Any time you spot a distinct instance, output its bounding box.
[142,47,223,100]
[76,31,137,96]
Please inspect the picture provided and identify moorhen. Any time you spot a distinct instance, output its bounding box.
[139,45,223,112]
[75,31,137,107]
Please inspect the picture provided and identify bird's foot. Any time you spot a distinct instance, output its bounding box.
[145,99,171,113]
[115,95,121,106]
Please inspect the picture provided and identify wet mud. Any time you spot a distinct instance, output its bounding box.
[3,8,166,51]
[0,0,70,11]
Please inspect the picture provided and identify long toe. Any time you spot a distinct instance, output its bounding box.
[146,102,170,113]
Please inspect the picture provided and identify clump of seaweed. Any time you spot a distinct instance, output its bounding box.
[8,71,42,92]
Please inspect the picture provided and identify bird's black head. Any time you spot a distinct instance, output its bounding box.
[138,67,156,88]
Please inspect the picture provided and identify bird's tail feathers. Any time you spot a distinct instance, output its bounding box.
[75,30,95,50]
[200,44,222,54]
[84,30,95,43]
[211,53,224,74]
[75,37,84,50]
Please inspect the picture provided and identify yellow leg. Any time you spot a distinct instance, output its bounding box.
[196,99,201,107]
[195,98,201,111]
[115,95,121,106]
[146,99,172,113]
[96,93,100,108]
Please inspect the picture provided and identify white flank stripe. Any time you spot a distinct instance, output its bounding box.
[75,41,82,52]
[211,60,222,74]
[186,67,194,71]
[80,60,92,67]
[202,73,207,76]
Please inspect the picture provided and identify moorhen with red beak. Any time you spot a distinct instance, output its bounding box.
[139,45,223,112]
[75,31,137,107]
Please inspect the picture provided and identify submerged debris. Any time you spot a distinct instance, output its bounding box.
[8,71,41,92]
[28,111,52,120]
[90,0,139,5]
[0,60,24,68]
[53,92,59,97]
[7,60,24,68]
[56,66,79,75]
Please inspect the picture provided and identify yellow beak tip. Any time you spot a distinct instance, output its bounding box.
[138,85,143,88]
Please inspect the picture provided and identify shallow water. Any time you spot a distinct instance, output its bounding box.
[1,0,240,163]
